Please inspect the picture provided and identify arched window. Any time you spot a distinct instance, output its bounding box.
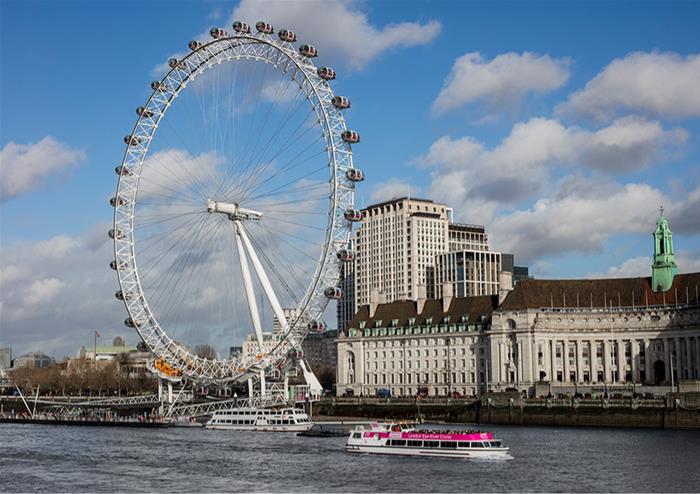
[506,319,517,330]
[346,351,356,384]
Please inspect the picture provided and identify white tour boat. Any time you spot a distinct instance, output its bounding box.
[346,421,511,459]
[205,407,313,432]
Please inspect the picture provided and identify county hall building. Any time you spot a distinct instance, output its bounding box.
[336,212,700,396]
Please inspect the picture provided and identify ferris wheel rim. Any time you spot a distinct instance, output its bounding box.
[112,27,358,383]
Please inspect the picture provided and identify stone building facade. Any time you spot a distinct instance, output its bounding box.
[491,273,700,393]
[337,272,700,397]
[337,286,498,397]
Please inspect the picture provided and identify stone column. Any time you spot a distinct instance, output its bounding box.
[675,337,682,384]
[685,337,692,381]
[617,339,625,382]
[664,338,671,384]
[632,339,640,382]
[576,340,584,384]
[550,339,557,383]
[562,340,569,382]
[644,338,652,384]
[603,340,612,384]
[491,340,501,385]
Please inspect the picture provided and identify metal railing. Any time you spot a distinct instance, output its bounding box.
[168,392,289,418]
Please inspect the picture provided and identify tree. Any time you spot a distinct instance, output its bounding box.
[194,344,218,360]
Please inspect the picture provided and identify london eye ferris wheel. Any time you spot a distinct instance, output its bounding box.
[110,21,364,383]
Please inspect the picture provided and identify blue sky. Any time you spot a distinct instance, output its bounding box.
[1,0,699,358]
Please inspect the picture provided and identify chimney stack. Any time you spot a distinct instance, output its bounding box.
[442,282,453,313]
[369,289,385,318]
[416,284,427,314]
[498,270,514,305]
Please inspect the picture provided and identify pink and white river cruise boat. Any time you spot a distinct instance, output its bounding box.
[345,421,511,459]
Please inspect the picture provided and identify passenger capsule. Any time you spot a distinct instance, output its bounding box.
[332,96,351,110]
[277,29,296,42]
[188,40,203,50]
[346,168,364,182]
[344,208,363,222]
[317,67,336,80]
[136,106,154,118]
[110,196,127,207]
[341,130,360,144]
[324,287,343,299]
[299,44,318,58]
[168,58,183,69]
[266,368,281,380]
[255,21,274,34]
[124,135,142,146]
[108,229,124,240]
[210,27,227,39]
[151,81,167,91]
[115,165,132,176]
[124,317,136,328]
[110,260,126,271]
[293,349,304,359]
[115,290,126,301]
[307,320,326,332]
[232,21,251,33]
[336,249,355,262]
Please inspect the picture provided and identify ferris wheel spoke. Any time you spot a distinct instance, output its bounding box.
[239,133,325,202]
[256,226,315,295]
[160,218,231,341]
[245,166,328,202]
[229,78,310,185]
[144,217,229,335]
[135,213,207,255]
[137,213,213,283]
[244,113,320,189]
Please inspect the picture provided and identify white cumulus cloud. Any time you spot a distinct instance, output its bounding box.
[557,51,700,120]
[0,136,86,201]
[230,0,441,69]
[488,178,669,261]
[414,116,686,224]
[153,0,441,75]
[432,52,571,115]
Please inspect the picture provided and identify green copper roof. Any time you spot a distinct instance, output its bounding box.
[652,208,677,292]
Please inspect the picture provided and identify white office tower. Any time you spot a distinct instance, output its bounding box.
[354,197,450,309]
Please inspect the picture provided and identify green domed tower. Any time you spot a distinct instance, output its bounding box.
[651,207,677,292]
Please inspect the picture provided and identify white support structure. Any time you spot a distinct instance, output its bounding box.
[237,223,290,333]
[234,221,264,347]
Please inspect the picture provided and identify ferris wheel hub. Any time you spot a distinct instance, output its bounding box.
[207,199,263,221]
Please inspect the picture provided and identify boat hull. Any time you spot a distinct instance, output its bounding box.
[345,444,510,458]
[206,422,313,432]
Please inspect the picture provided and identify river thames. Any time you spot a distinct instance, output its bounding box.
[1,423,699,492]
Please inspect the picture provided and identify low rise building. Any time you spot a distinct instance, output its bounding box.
[0,347,11,369]
[338,212,700,397]
[14,351,54,369]
[302,330,338,372]
[337,285,498,397]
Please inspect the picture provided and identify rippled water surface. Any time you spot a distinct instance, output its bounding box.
[1,423,699,492]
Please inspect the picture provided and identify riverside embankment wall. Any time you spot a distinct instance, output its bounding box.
[315,392,700,429]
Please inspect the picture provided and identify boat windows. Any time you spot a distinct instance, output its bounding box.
[457,442,469,448]
[353,432,362,439]
[407,440,422,447]
[489,441,502,447]
[389,440,406,446]
[472,441,485,448]
[440,441,457,449]
[424,441,439,448]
